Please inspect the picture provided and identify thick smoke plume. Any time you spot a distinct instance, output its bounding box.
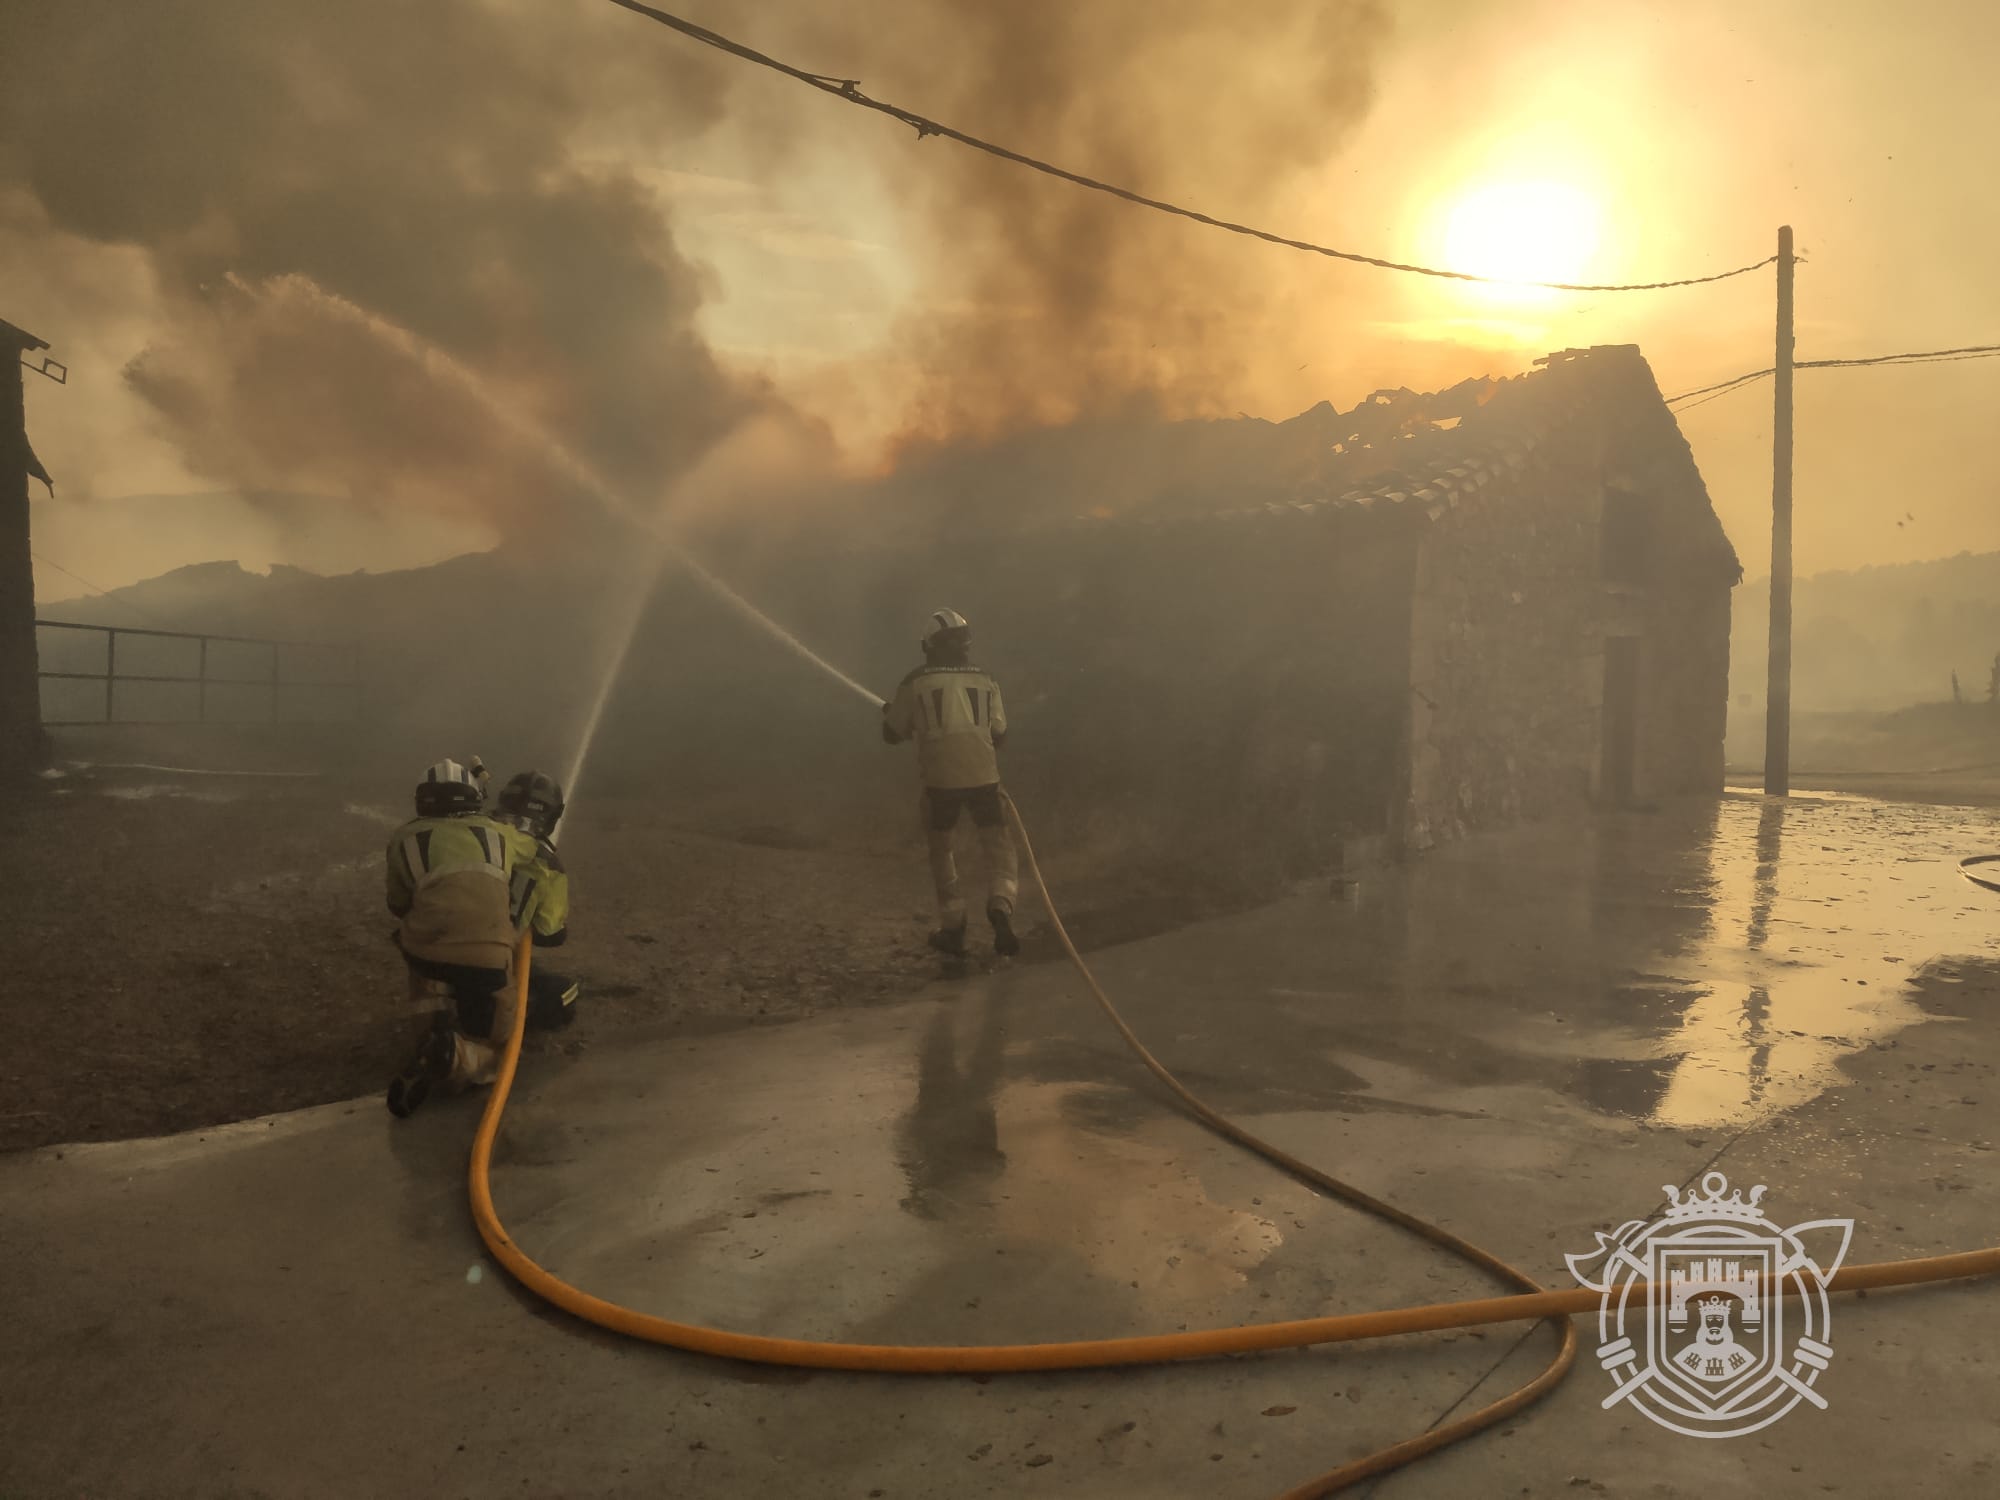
[755,0,1393,450]
[0,0,801,538]
[3,0,1393,536]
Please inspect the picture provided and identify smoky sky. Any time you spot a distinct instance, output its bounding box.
[754,0,1392,449]
[1,0,1397,549]
[0,0,787,536]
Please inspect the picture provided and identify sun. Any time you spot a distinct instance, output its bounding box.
[1441,180,1601,298]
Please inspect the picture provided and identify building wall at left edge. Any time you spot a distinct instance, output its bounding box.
[1,331,51,778]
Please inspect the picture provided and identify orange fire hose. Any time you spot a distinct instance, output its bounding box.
[468,797,2000,1497]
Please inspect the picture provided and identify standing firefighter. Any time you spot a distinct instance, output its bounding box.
[384,761,578,1118]
[882,609,1021,959]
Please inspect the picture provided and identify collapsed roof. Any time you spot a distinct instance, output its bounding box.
[1055,343,1743,581]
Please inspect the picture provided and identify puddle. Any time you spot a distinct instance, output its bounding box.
[1581,797,2000,1128]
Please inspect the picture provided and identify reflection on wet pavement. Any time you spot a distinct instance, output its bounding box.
[1620,796,1999,1126]
[1373,793,2000,1129]
[896,991,1010,1218]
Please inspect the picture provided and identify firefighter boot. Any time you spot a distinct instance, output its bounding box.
[387,1012,457,1118]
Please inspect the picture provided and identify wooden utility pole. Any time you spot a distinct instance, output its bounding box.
[1762,227,1796,796]
[1,318,52,779]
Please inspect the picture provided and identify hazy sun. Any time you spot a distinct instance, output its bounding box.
[1442,180,1601,296]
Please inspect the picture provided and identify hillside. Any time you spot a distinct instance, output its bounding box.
[29,489,492,601]
[1731,549,2000,714]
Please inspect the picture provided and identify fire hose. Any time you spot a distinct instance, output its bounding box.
[467,799,2000,1497]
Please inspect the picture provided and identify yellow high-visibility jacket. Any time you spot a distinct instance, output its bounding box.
[883,663,1007,789]
[385,814,568,973]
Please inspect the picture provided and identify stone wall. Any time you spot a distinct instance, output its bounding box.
[1607,372,1740,800]
[1403,433,1606,849]
[601,510,1418,890]
[969,514,1419,883]
[1635,556,1735,797]
[1401,355,1737,847]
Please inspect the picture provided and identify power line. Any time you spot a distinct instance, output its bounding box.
[1670,373,1772,414]
[1803,341,2000,370]
[1664,369,1773,405]
[31,551,167,625]
[1873,350,2000,366]
[1665,342,2000,410]
[603,0,1777,293]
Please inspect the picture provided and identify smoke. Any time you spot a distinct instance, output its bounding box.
[2,0,1394,539]
[750,0,1394,450]
[0,0,798,538]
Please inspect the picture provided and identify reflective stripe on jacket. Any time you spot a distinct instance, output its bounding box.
[386,815,567,971]
[883,664,1007,789]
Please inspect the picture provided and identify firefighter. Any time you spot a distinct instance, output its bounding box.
[384,760,576,1118]
[881,609,1021,959]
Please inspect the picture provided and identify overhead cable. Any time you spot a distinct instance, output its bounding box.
[603,1,1776,293]
[1666,342,2000,412]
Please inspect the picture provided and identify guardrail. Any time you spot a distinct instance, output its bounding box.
[34,620,359,727]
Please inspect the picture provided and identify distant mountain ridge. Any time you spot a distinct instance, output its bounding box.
[28,489,493,604]
[1733,548,2000,712]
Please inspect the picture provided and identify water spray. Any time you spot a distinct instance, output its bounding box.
[233,275,884,802]
[560,550,671,810]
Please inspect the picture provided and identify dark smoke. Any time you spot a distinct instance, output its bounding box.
[2,1,1394,540]
[751,0,1393,449]
[0,0,795,537]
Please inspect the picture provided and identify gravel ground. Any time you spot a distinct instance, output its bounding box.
[2,766,1251,1152]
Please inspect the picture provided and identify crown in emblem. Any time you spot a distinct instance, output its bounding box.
[1661,1172,1768,1223]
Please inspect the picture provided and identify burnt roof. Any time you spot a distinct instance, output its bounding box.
[1068,343,1741,578]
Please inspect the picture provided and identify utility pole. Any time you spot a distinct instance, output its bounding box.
[1762,226,1795,797]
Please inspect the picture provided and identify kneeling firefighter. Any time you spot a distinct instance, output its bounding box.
[881,609,1021,958]
[385,761,579,1117]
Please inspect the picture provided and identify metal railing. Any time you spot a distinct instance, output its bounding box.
[34,620,359,726]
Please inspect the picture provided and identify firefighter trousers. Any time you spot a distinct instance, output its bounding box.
[920,783,1019,929]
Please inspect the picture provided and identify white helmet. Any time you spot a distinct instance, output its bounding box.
[923,608,971,649]
[414,758,485,818]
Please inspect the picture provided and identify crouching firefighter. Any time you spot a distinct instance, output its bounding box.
[384,761,579,1118]
[881,609,1021,959]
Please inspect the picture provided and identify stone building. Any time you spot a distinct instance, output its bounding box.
[574,344,1739,886]
[786,344,1739,878]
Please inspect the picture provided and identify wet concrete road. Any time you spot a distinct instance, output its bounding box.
[5,793,2000,1498]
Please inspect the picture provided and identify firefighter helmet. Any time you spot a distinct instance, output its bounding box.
[496,770,566,841]
[413,759,485,818]
[923,608,971,655]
